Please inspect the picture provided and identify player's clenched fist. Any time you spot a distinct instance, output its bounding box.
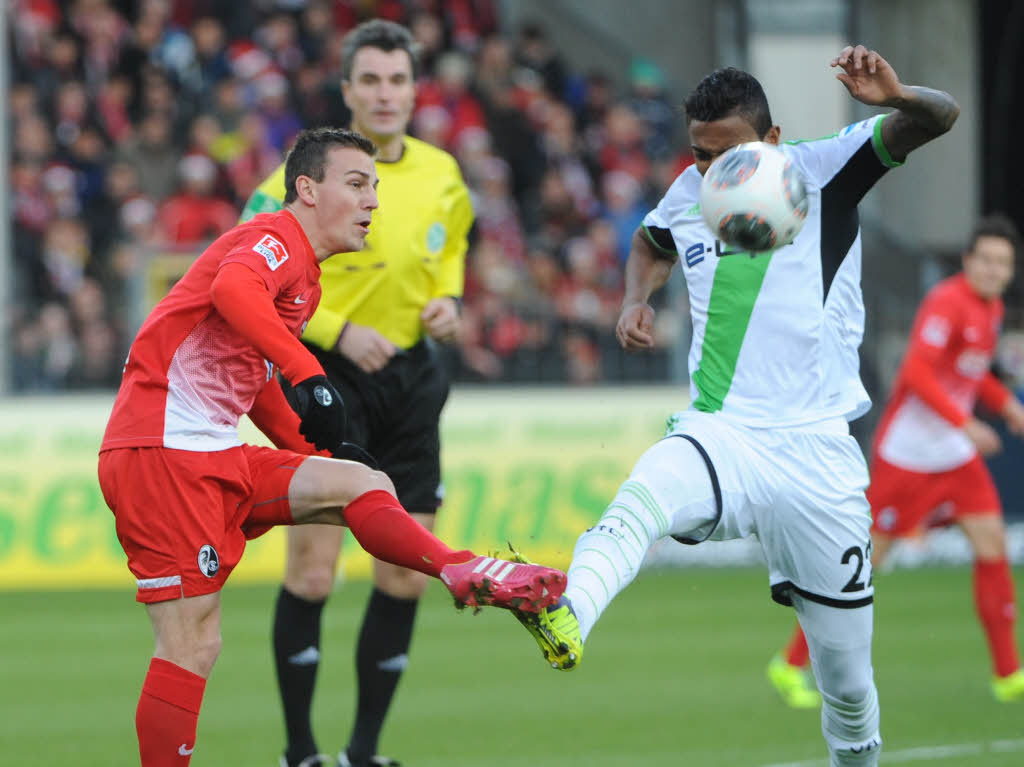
[616,301,656,350]
[292,375,347,451]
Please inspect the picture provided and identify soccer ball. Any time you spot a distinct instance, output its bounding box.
[699,141,809,252]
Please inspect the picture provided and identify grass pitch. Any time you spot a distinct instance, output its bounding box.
[4,566,1024,766]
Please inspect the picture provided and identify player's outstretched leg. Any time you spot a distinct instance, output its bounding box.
[505,548,583,670]
[796,596,881,766]
[328,486,565,612]
[510,437,719,670]
[439,552,566,612]
[510,480,659,670]
[768,623,821,708]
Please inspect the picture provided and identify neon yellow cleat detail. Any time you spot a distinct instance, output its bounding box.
[767,654,821,709]
[516,596,583,670]
[505,546,583,670]
[991,669,1024,702]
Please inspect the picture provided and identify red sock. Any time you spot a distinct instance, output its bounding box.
[343,489,474,577]
[974,558,1020,677]
[784,623,810,667]
[136,658,206,766]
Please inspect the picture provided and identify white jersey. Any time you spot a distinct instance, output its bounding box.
[644,115,901,428]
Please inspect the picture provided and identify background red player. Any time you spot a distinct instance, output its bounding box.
[769,214,1024,707]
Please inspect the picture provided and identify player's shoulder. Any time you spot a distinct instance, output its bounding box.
[928,273,967,300]
[234,210,304,250]
[401,136,461,174]
[782,115,895,183]
[237,209,291,233]
[657,164,703,215]
[224,211,305,273]
[920,274,971,317]
[783,116,880,153]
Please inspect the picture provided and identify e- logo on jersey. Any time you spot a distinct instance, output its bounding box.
[683,240,771,268]
[641,114,898,427]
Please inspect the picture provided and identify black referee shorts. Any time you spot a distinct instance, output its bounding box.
[309,339,450,514]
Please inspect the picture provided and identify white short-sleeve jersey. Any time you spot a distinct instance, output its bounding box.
[644,114,902,428]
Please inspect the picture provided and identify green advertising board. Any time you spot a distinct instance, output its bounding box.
[0,387,684,590]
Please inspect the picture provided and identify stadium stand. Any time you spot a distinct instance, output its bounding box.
[8,0,694,390]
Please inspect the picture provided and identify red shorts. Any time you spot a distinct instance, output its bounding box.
[98,445,308,603]
[868,454,1001,537]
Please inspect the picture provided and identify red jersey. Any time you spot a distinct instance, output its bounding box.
[875,273,1009,472]
[102,210,323,452]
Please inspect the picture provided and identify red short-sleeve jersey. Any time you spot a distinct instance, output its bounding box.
[875,273,1004,472]
[101,210,322,452]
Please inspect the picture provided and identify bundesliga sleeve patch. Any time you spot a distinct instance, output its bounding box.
[920,314,951,347]
[253,234,290,271]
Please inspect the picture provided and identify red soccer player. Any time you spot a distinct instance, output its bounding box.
[97,127,565,766]
[768,214,1024,707]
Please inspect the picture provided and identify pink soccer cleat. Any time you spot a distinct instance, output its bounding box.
[440,553,566,613]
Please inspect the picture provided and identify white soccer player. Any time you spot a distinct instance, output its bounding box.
[514,45,959,767]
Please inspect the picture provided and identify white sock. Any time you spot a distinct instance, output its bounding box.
[566,479,664,641]
[567,437,718,641]
[795,596,881,767]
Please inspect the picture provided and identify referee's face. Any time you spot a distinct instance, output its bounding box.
[343,46,416,144]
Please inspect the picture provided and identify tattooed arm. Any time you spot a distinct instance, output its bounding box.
[830,44,960,162]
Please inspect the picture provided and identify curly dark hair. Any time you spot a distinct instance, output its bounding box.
[684,67,773,137]
[284,127,377,204]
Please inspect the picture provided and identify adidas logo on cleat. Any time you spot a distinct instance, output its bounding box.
[471,556,518,582]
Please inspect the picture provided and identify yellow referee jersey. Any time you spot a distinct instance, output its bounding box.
[241,136,473,350]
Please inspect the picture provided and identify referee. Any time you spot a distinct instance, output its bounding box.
[242,20,473,767]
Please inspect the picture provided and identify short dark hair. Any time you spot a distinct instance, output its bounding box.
[966,213,1020,256]
[284,127,376,204]
[684,67,773,137]
[340,19,419,81]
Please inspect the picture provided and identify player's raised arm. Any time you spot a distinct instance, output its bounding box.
[615,226,676,351]
[831,44,959,162]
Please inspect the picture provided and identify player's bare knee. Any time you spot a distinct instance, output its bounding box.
[973,533,1007,561]
[328,464,394,506]
[376,565,428,599]
[195,631,223,675]
[286,563,335,600]
[285,540,339,599]
[356,467,395,497]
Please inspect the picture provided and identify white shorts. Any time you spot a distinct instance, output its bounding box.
[642,410,874,608]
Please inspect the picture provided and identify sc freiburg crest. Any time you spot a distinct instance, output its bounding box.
[198,544,220,578]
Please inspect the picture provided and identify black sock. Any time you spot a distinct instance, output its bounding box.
[346,588,419,763]
[273,586,326,766]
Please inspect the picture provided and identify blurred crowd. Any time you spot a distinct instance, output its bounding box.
[8,0,693,391]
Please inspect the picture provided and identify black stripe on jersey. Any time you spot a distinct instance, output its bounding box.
[770,580,874,609]
[667,434,723,545]
[819,139,890,301]
[642,224,679,261]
